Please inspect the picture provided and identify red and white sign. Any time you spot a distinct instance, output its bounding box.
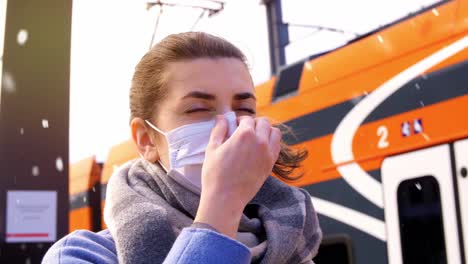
[6,190,57,243]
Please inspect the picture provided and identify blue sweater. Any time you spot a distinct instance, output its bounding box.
[42,228,251,264]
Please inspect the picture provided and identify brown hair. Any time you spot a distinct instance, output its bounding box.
[130,32,307,181]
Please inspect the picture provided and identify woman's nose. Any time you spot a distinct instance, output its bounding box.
[219,108,234,115]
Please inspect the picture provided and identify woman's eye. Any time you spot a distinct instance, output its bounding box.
[236,108,256,114]
[185,108,211,114]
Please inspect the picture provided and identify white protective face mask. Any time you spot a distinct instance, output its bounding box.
[145,111,237,193]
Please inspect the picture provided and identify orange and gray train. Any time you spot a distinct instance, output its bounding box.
[69,0,468,263]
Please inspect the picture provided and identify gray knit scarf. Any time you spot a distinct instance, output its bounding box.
[104,158,322,264]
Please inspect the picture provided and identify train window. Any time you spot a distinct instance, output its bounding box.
[271,59,304,102]
[397,176,447,264]
[313,234,353,264]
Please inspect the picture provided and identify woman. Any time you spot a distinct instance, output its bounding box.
[43,32,322,264]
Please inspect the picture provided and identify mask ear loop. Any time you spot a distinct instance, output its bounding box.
[157,160,169,172]
[144,120,169,169]
[144,120,166,135]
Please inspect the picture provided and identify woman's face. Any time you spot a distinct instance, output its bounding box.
[150,58,256,168]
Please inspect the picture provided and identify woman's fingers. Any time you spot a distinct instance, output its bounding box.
[255,117,271,145]
[222,115,281,169]
[231,116,255,145]
[200,115,284,236]
[234,116,280,158]
[208,115,228,149]
[269,127,282,160]
[237,115,255,131]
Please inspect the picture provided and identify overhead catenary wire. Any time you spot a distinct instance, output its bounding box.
[286,22,359,37]
[146,0,224,49]
[149,5,164,50]
[191,9,206,31]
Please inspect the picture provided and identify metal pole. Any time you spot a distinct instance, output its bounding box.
[0,0,72,262]
[264,0,289,75]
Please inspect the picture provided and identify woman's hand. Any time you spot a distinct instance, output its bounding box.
[194,115,281,238]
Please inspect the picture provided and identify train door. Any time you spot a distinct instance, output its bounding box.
[454,139,468,263]
[381,143,464,264]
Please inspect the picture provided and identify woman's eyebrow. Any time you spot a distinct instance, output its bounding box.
[182,91,216,100]
[234,92,256,101]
